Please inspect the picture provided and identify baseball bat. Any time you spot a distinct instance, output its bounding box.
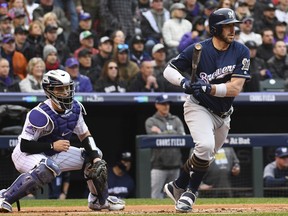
[191,43,202,82]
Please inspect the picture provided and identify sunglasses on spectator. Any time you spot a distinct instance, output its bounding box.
[117,44,129,50]
[108,66,118,70]
[244,20,253,25]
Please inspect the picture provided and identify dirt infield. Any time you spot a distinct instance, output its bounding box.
[5,204,288,215]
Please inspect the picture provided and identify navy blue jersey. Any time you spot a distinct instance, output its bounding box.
[170,38,250,113]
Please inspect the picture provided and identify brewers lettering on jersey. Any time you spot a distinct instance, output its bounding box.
[0,70,125,213]
[163,8,250,213]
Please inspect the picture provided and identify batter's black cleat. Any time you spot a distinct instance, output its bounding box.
[164,181,185,204]
[175,189,197,213]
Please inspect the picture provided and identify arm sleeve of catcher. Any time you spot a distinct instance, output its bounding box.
[20,138,53,154]
[163,65,185,86]
[82,136,102,159]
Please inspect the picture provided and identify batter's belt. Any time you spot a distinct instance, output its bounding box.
[190,95,233,119]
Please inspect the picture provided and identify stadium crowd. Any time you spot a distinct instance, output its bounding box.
[0,0,288,93]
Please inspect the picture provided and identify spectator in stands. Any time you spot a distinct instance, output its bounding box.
[275,0,288,25]
[138,0,150,13]
[184,0,205,24]
[108,151,135,198]
[42,12,65,44]
[198,147,240,198]
[43,44,64,71]
[235,2,250,21]
[162,3,192,60]
[267,40,288,80]
[129,34,151,66]
[263,147,288,196]
[202,0,218,22]
[256,28,274,62]
[54,0,78,32]
[26,0,38,21]
[65,57,93,92]
[14,25,29,54]
[254,3,278,34]
[25,20,43,61]
[0,14,12,36]
[1,33,27,80]
[42,24,70,65]
[100,0,137,41]
[92,36,113,70]
[128,59,164,92]
[19,57,45,92]
[0,58,20,92]
[78,48,100,86]
[49,171,71,199]
[145,94,185,198]
[32,0,70,38]
[140,0,170,56]
[111,29,126,59]
[151,43,167,77]
[74,30,98,59]
[94,59,127,93]
[239,16,262,46]
[11,8,28,31]
[218,0,235,9]
[8,0,30,27]
[273,21,288,44]
[67,12,98,54]
[243,40,271,92]
[115,44,139,83]
[0,1,8,16]
[178,16,207,53]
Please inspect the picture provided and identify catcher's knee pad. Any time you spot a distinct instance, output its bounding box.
[184,154,209,173]
[1,158,60,205]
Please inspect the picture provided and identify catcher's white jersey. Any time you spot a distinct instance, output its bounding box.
[12,99,87,174]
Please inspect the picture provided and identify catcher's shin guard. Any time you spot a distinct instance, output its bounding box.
[84,160,108,205]
[1,158,60,206]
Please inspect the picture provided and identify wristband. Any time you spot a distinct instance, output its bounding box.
[214,83,227,97]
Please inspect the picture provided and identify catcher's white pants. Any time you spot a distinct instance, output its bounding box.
[12,144,85,173]
[184,96,231,162]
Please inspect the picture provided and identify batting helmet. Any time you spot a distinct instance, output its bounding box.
[209,8,241,36]
[42,69,75,111]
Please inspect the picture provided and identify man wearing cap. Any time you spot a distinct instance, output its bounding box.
[263,147,288,196]
[67,11,98,53]
[243,40,271,92]
[145,94,185,198]
[239,16,262,46]
[14,26,29,54]
[42,24,70,65]
[107,151,135,198]
[1,33,28,80]
[74,30,98,59]
[0,14,12,36]
[273,21,288,44]
[130,34,151,66]
[253,3,278,34]
[92,36,113,69]
[11,8,28,31]
[65,57,93,92]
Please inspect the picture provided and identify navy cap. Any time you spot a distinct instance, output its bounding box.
[245,40,257,49]
[2,34,14,43]
[275,147,288,158]
[205,0,218,10]
[44,24,58,33]
[121,151,132,161]
[65,57,79,68]
[155,95,172,104]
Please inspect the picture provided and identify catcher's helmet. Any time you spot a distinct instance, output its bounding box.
[42,69,74,110]
[209,8,241,36]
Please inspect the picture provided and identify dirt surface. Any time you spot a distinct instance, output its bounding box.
[5,204,288,215]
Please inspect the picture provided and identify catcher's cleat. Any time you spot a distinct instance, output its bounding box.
[175,190,196,213]
[0,190,12,213]
[88,194,125,211]
[164,181,185,204]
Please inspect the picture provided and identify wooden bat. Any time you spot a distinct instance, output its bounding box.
[191,43,202,82]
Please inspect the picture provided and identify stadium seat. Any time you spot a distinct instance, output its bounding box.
[259,79,285,92]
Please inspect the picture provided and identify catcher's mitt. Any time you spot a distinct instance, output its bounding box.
[85,160,108,193]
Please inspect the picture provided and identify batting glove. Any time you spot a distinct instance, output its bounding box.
[180,78,194,94]
[192,79,212,96]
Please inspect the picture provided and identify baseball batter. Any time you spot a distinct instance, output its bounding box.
[0,70,124,213]
[163,8,251,213]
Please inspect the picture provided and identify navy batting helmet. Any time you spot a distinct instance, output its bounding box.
[209,8,241,36]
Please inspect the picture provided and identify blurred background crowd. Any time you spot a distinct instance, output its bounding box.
[0,0,288,93]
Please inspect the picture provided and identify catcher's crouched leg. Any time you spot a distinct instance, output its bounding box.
[84,160,125,211]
